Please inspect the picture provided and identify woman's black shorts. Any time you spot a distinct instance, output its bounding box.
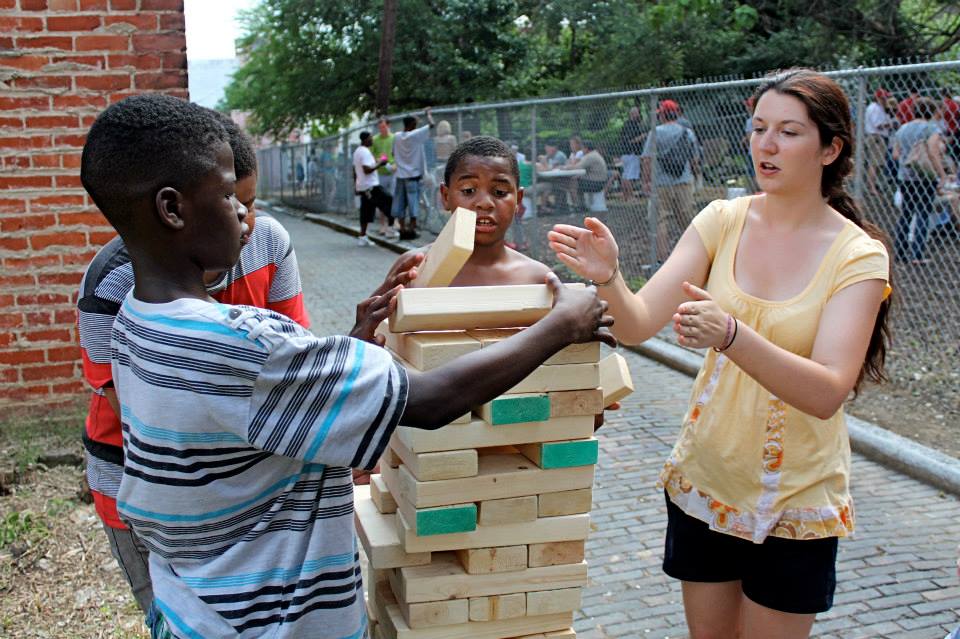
[662,494,838,615]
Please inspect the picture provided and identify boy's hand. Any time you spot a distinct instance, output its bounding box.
[350,285,401,345]
[545,272,616,347]
[373,252,424,297]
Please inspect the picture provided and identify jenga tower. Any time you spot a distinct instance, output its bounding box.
[354,209,634,639]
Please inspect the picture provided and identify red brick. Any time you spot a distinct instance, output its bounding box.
[0,198,27,213]
[0,96,50,110]
[75,35,128,52]
[60,250,97,266]
[6,254,60,270]
[58,210,106,226]
[0,274,34,289]
[104,14,157,30]
[30,231,86,251]
[0,385,52,401]
[0,295,12,307]
[132,33,185,52]
[16,36,73,50]
[55,174,83,188]
[54,132,87,147]
[0,17,44,32]
[32,154,62,168]
[48,0,79,9]
[88,230,116,245]
[159,13,186,30]
[22,363,75,381]
[19,0,48,9]
[136,72,185,90]
[79,0,109,9]
[0,334,12,348]
[29,194,85,210]
[0,312,24,329]
[142,0,183,9]
[26,114,79,129]
[52,94,105,110]
[0,0,18,7]
[24,311,53,325]
[0,117,23,128]
[54,309,76,324]
[161,52,187,70]
[0,237,29,251]
[61,152,82,168]
[0,136,51,150]
[75,74,130,91]
[48,344,81,362]
[49,54,104,68]
[4,156,31,170]
[16,293,70,307]
[47,15,102,31]
[110,0,136,8]
[80,114,97,127]
[0,175,53,190]
[0,349,44,365]
[0,214,55,232]
[0,368,18,384]
[0,55,49,71]
[38,271,83,286]
[12,75,72,90]
[51,379,85,394]
[108,53,161,70]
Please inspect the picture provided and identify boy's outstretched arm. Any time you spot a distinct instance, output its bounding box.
[349,252,424,344]
[400,273,615,428]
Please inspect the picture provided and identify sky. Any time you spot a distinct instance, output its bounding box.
[184,0,260,61]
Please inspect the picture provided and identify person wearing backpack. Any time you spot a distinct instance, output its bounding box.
[891,96,948,264]
[642,99,702,263]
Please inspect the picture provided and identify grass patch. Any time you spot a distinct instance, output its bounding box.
[0,510,48,549]
[0,401,85,472]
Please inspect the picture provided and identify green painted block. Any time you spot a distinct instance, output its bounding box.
[487,394,550,425]
[536,439,599,469]
[414,504,477,536]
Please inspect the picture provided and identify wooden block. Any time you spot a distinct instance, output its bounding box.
[390,435,478,481]
[477,393,551,425]
[528,541,586,568]
[526,588,582,616]
[477,496,537,526]
[549,389,603,417]
[466,329,600,365]
[381,463,478,537]
[397,552,588,603]
[515,631,577,639]
[389,283,585,333]
[379,601,572,639]
[395,415,594,454]
[469,593,526,621]
[507,363,599,394]
[383,445,402,468]
[389,565,469,628]
[354,485,432,569]
[392,331,482,371]
[537,489,592,517]
[516,439,599,469]
[455,545,528,574]
[599,352,634,407]
[396,510,590,554]
[371,474,397,514]
[411,207,475,288]
[396,453,595,508]
[367,569,391,623]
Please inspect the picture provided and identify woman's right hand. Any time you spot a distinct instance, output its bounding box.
[548,217,620,283]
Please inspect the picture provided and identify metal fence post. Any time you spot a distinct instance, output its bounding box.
[853,69,867,202]
[341,132,350,213]
[530,105,537,218]
[647,93,659,268]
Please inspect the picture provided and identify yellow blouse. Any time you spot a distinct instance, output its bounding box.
[660,196,890,543]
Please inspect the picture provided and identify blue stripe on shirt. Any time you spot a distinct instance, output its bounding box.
[155,599,206,639]
[122,406,245,444]
[304,340,367,460]
[122,299,264,345]
[181,551,355,588]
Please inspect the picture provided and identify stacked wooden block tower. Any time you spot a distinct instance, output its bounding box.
[355,209,634,639]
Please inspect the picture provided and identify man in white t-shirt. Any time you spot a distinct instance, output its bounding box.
[865,88,895,194]
[392,107,435,239]
[353,131,390,246]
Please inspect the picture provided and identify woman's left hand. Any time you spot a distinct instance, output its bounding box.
[672,281,730,349]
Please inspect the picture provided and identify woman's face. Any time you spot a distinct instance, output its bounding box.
[750,91,841,197]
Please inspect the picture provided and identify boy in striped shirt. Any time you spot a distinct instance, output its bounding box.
[80,94,613,639]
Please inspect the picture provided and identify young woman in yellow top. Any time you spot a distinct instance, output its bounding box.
[549,69,893,639]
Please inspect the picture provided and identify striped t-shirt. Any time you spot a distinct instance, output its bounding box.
[78,215,310,529]
[111,295,406,639]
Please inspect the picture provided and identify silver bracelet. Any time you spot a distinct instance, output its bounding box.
[590,266,620,287]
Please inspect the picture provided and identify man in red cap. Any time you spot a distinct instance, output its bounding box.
[641,99,701,262]
[865,88,895,195]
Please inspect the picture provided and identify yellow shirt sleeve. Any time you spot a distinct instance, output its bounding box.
[690,199,735,261]
[831,236,891,299]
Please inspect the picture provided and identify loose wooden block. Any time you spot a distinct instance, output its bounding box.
[388,566,470,629]
[477,496,537,526]
[371,474,397,514]
[380,464,479,537]
[411,207,476,288]
[538,489,592,517]
[516,439,599,469]
[600,352,634,407]
[477,393,551,425]
[528,540,586,568]
[549,389,603,418]
[526,588,582,616]
[396,510,590,554]
[466,329,601,365]
[354,485,432,569]
[389,283,585,333]
[394,332,482,371]
[397,552,588,603]
[469,593,526,621]
[395,415,594,454]
[507,363,599,395]
[396,452,595,508]
[389,436,478,481]
[455,545,528,574]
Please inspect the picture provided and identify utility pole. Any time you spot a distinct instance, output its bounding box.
[376,0,397,115]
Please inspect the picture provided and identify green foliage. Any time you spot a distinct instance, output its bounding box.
[224,0,960,138]
[0,511,47,549]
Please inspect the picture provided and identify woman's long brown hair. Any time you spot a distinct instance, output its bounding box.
[751,69,893,395]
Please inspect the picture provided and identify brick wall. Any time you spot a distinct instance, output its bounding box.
[0,0,187,410]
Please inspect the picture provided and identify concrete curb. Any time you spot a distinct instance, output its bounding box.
[267,200,960,497]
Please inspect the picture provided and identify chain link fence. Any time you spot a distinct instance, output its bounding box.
[257,59,960,429]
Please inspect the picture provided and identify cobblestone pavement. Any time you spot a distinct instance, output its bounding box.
[274,210,960,639]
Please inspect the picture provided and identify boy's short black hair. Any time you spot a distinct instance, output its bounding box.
[402,115,417,129]
[359,131,372,142]
[208,108,257,180]
[80,94,227,231]
[444,136,520,186]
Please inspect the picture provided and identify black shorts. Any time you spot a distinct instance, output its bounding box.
[662,494,838,614]
[358,185,392,224]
